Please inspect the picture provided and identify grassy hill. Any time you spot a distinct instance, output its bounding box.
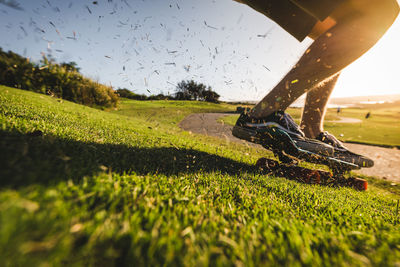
[1,85,399,266]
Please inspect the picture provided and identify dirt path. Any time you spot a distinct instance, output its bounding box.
[179,113,400,183]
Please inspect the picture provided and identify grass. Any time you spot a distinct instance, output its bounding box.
[220,107,400,147]
[114,98,236,125]
[324,107,400,147]
[1,85,400,266]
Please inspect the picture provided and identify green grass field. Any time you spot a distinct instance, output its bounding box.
[1,85,400,266]
[220,107,400,147]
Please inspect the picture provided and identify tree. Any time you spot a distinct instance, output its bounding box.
[202,88,220,103]
[61,61,80,73]
[175,80,194,100]
[175,80,205,100]
[174,80,219,102]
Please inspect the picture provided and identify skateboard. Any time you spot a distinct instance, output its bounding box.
[256,127,369,190]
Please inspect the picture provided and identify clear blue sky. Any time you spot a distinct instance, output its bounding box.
[1,0,399,101]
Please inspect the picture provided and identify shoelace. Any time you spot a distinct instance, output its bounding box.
[280,112,305,137]
[318,131,347,150]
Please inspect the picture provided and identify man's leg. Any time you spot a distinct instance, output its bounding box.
[300,73,340,138]
[250,0,399,119]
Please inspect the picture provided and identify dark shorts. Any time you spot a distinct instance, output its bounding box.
[239,0,345,41]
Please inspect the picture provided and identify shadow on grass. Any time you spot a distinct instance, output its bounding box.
[0,130,257,188]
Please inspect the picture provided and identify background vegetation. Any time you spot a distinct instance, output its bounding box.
[115,88,173,101]
[0,48,118,108]
[116,80,220,103]
[1,85,399,266]
[0,47,220,108]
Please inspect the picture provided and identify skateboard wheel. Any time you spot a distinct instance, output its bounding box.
[351,178,368,191]
[256,157,278,171]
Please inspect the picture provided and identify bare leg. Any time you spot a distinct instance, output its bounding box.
[300,73,340,138]
[250,0,399,119]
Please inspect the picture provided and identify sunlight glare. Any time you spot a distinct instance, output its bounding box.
[333,11,400,97]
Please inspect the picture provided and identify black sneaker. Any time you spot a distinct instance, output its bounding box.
[232,111,305,144]
[315,131,374,167]
[232,112,374,168]
[316,131,348,151]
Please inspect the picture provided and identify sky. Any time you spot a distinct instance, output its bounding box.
[0,0,399,101]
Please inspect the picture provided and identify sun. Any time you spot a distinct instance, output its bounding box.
[333,13,400,97]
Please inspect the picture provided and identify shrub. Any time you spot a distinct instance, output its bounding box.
[115,88,148,100]
[0,48,118,108]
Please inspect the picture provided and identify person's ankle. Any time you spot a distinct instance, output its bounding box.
[302,127,322,139]
[248,109,277,120]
